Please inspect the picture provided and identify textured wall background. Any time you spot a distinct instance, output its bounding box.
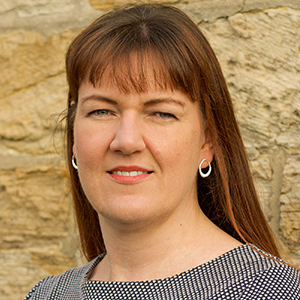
[0,0,299,299]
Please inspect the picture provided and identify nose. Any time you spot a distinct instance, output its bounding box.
[110,112,146,155]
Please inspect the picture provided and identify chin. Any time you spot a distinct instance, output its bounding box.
[99,210,157,230]
[95,196,157,226]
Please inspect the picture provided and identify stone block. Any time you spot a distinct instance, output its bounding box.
[0,247,81,299]
[0,1,96,37]
[177,0,243,23]
[90,0,177,10]
[251,155,272,181]
[0,166,82,298]
[279,155,300,250]
[0,0,76,17]
[0,153,63,170]
[200,8,300,253]
[243,0,300,11]
[201,8,300,150]
[0,167,70,248]
[252,176,272,216]
[0,30,76,98]
[0,29,79,155]
[0,251,48,299]
[0,74,67,155]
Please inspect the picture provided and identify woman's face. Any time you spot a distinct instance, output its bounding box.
[73,74,214,228]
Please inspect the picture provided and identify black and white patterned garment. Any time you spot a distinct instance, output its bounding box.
[24,244,300,299]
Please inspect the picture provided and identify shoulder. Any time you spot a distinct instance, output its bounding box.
[241,263,300,299]
[23,256,102,300]
[233,244,300,299]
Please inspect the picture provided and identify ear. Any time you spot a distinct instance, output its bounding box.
[72,144,76,154]
[199,128,214,168]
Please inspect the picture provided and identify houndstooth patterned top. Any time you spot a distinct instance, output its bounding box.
[24,244,300,299]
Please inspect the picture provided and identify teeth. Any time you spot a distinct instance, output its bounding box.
[112,171,147,176]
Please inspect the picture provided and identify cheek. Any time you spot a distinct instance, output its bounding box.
[149,127,202,171]
[73,122,112,163]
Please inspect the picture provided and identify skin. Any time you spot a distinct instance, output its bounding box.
[73,72,241,282]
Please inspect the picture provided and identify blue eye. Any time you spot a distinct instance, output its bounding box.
[87,109,113,118]
[156,112,176,119]
[95,110,109,116]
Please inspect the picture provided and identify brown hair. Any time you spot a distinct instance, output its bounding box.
[65,4,280,261]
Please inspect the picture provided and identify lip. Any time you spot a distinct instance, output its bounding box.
[107,165,153,184]
[108,165,151,172]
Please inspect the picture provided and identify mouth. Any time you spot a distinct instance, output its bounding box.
[107,167,153,183]
[108,171,152,176]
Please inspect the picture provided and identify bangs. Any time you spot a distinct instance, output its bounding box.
[66,13,203,105]
[88,48,187,95]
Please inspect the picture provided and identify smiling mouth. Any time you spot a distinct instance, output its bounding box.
[108,171,152,176]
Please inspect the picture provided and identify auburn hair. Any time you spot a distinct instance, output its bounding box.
[65,4,280,261]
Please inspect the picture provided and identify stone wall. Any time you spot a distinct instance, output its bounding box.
[0,0,299,299]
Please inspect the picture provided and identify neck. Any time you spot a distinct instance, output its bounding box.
[90,203,241,282]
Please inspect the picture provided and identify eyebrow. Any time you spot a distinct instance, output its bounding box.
[81,95,118,105]
[143,98,186,108]
[80,94,186,108]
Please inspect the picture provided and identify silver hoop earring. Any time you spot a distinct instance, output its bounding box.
[199,159,212,178]
[72,153,78,170]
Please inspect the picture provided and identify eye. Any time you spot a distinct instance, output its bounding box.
[96,109,109,116]
[89,109,110,117]
[155,112,177,120]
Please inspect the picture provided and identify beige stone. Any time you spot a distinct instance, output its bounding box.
[253,176,272,215]
[0,167,69,247]
[0,30,76,99]
[201,8,300,264]
[244,0,300,11]
[0,74,67,155]
[201,8,300,145]
[177,0,243,23]
[0,251,49,299]
[90,0,178,10]
[0,167,82,299]
[0,1,97,36]
[0,153,64,170]
[0,0,80,17]
[0,248,83,299]
[280,155,300,199]
[251,155,272,181]
[0,29,79,157]
[0,1,15,14]
[279,152,300,254]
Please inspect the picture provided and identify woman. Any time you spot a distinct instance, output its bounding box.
[25,4,300,299]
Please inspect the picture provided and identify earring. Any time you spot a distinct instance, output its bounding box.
[72,153,78,170]
[199,159,212,178]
